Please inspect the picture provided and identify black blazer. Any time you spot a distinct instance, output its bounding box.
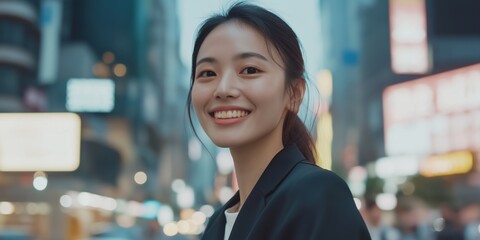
[202,144,371,240]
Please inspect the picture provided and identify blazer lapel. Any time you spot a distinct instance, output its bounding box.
[228,144,306,240]
[202,192,241,240]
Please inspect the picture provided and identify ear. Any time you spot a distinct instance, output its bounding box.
[288,78,306,113]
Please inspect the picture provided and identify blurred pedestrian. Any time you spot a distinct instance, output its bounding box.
[363,197,398,240]
[392,197,434,240]
[187,2,370,240]
[436,203,464,240]
[459,203,480,240]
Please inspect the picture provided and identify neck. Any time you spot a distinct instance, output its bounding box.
[229,130,284,210]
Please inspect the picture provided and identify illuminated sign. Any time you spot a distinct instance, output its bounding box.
[66,78,115,112]
[315,70,333,170]
[0,113,81,172]
[419,151,474,177]
[389,0,429,74]
[383,64,480,156]
[375,155,420,178]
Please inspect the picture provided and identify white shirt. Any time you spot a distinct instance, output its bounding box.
[224,207,239,240]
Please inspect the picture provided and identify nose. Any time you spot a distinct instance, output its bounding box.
[214,70,240,99]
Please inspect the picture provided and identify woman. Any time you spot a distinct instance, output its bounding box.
[187,2,371,240]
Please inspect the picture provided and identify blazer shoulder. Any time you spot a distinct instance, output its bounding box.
[266,161,355,210]
[285,162,351,193]
[263,162,371,239]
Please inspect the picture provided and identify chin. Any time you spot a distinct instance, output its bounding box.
[211,140,236,148]
[210,137,246,149]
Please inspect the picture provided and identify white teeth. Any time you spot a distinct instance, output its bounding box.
[214,110,249,119]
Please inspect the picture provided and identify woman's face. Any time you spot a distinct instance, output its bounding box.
[192,21,290,148]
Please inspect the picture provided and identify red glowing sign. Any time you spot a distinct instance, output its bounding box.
[383,64,480,156]
[389,0,430,74]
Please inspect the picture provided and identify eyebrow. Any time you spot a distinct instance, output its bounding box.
[196,57,217,66]
[196,52,269,66]
[234,52,268,61]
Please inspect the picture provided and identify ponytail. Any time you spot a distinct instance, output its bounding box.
[282,111,317,164]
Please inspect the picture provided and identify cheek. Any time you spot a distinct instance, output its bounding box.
[191,84,208,110]
[247,81,288,109]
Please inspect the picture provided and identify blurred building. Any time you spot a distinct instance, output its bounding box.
[0,0,40,112]
[317,0,364,175]
[318,0,480,208]
[0,0,207,239]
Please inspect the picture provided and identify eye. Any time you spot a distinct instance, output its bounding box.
[240,67,261,75]
[197,70,216,78]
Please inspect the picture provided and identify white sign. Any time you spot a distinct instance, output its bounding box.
[66,78,115,112]
[0,113,81,171]
[375,156,420,178]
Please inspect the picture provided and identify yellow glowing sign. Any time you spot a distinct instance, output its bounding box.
[419,151,474,177]
[315,113,333,170]
[0,113,81,172]
[315,69,333,170]
[316,70,333,98]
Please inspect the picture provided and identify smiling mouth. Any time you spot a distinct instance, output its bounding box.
[211,110,251,119]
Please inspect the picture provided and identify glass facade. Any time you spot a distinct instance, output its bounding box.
[0,0,40,99]
[0,18,39,56]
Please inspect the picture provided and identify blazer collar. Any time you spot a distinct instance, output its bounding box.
[202,144,306,240]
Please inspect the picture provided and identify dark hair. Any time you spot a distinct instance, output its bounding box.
[187,2,317,163]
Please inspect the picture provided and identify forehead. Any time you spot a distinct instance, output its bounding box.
[197,21,281,62]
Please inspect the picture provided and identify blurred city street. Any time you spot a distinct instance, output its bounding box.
[0,0,479,239]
